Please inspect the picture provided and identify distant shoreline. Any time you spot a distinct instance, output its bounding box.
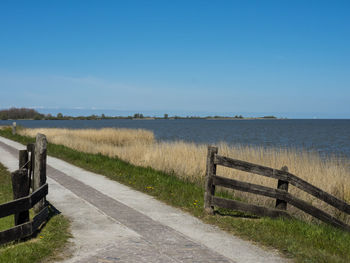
[1,117,285,121]
[0,107,282,121]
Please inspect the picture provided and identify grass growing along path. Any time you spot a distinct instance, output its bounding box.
[1,127,350,263]
[18,127,350,223]
[0,152,71,262]
[0,163,14,233]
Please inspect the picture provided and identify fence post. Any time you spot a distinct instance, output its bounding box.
[27,143,35,191]
[204,146,218,214]
[33,133,47,213]
[12,122,16,135]
[11,169,30,225]
[275,166,289,210]
[19,150,28,169]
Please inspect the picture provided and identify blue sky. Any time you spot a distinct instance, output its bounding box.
[0,0,349,118]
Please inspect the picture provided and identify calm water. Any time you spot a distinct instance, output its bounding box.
[1,119,350,159]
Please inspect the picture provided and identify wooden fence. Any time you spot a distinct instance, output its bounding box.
[204,146,350,232]
[0,134,48,245]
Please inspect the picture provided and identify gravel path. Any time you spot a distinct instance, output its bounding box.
[0,136,288,263]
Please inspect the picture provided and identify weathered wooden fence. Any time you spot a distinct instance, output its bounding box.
[0,134,48,245]
[204,146,350,232]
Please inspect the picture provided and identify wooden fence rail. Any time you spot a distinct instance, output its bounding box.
[0,184,48,219]
[204,146,350,232]
[0,187,48,245]
[0,134,48,246]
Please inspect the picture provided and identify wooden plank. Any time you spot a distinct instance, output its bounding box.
[214,155,350,215]
[30,183,48,207]
[0,221,32,246]
[0,196,30,219]
[32,206,48,230]
[214,155,275,177]
[212,175,286,200]
[213,175,350,231]
[212,196,290,218]
[284,194,350,232]
[204,146,218,214]
[33,134,47,213]
[11,169,30,225]
[0,184,47,219]
[276,166,289,210]
[0,207,48,246]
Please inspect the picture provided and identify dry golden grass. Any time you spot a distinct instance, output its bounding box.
[19,128,350,222]
[20,128,154,146]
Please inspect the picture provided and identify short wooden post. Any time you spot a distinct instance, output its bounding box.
[12,122,16,135]
[33,133,47,213]
[275,166,289,210]
[204,146,218,214]
[11,169,30,225]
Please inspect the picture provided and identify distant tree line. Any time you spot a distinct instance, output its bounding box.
[261,116,277,119]
[133,113,144,119]
[0,108,278,120]
[0,107,44,120]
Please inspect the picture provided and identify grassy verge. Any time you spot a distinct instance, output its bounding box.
[0,150,71,262]
[0,163,15,232]
[18,127,350,221]
[1,127,350,263]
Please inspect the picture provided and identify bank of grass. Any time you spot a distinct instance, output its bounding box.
[18,128,350,223]
[0,163,14,232]
[0,155,71,262]
[19,127,155,146]
[1,127,350,262]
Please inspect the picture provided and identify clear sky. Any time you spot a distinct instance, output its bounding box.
[0,0,349,118]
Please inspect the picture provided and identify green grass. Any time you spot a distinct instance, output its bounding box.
[0,150,71,262]
[0,163,15,232]
[1,127,350,263]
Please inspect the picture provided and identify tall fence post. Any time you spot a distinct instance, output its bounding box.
[19,150,28,169]
[33,133,47,213]
[12,122,16,135]
[275,166,289,210]
[204,146,218,214]
[11,169,30,225]
[27,143,35,192]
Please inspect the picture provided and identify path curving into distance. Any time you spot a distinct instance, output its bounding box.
[0,136,289,263]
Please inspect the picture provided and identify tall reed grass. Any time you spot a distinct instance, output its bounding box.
[21,128,154,146]
[19,128,350,223]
